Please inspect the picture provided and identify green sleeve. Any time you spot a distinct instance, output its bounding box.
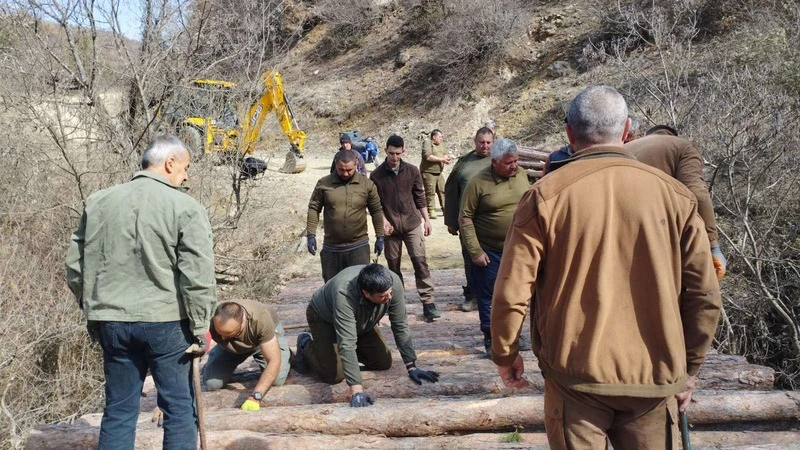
[177,206,217,335]
[65,210,87,308]
[388,279,416,365]
[333,295,363,385]
[458,180,484,259]
[366,180,385,238]
[306,182,324,236]
[443,160,465,228]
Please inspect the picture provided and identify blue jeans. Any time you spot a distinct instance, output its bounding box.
[98,320,196,450]
[470,249,503,334]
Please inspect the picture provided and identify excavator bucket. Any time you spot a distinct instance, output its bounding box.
[279,146,306,173]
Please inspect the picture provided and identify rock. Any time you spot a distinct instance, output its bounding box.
[548,60,571,78]
[395,52,411,68]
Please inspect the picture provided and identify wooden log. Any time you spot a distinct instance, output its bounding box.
[77,391,800,438]
[518,160,545,170]
[25,428,800,450]
[517,148,551,161]
[526,169,544,178]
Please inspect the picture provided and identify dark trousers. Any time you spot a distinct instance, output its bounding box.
[469,249,502,334]
[98,320,196,450]
[544,378,679,449]
[303,304,392,384]
[461,247,476,302]
[320,244,371,282]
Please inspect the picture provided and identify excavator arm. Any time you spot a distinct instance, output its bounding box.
[241,71,307,173]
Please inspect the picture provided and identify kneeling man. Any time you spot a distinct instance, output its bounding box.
[204,300,291,411]
[293,264,440,407]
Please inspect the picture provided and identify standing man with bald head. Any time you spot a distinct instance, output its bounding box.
[444,127,494,312]
[491,86,721,449]
[67,134,217,449]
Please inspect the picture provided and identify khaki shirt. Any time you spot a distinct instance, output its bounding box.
[66,171,216,335]
[626,135,718,244]
[419,139,447,174]
[310,265,415,386]
[459,166,530,258]
[306,172,384,247]
[443,151,492,228]
[210,300,279,354]
[491,145,721,398]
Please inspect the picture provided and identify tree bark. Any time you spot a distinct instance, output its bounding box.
[71,391,800,439]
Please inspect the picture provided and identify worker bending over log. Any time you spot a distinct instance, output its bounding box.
[204,301,291,411]
[293,264,440,407]
[491,85,721,449]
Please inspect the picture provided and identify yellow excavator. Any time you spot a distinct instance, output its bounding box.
[175,71,307,173]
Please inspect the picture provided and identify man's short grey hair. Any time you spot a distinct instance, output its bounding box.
[566,86,628,145]
[141,134,189,169]
[490,137,518,160]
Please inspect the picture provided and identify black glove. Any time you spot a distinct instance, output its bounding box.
[349,392,374,407]
[408,367,440,385]
[374,236,384,256]
[188,334,208,355]
[307,235,317,256]
[86,321,101,343]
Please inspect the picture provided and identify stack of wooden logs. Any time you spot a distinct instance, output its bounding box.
[26,269,800,449]
[518,145,552,179]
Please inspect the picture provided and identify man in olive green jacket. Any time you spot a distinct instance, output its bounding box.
[307,150,385,281]
[66,135,216,450]
[419,129,451,218]
[293,264,440,407]
[443,127,494,312]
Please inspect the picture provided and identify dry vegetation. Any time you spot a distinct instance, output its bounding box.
[0,0,798,447]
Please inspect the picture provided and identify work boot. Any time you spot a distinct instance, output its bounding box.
[483,333,492,357]
[292,332,311,374]
[423,303,441,322]
[460,298,478,312]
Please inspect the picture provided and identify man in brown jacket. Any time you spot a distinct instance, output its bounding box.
[371,135,440,321]
[491,85,721,449]
[626,132,727,280]
[307,150,385,281]
[419,129,451,219]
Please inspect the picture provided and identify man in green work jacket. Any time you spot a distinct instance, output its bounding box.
[307,150,385,281]
[419,129,451,218]
[292,264,440,407]
[443,127,494,312]
[458,137,529,355]
[66,134,216,450]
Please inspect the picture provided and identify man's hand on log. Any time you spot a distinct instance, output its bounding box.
[497,355,529,389]
[350,392,374,407]
[408,366,440,385]
[675,375,697,412]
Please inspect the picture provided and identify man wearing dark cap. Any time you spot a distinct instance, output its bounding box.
[371,135,440,321]
[331,134,367,175]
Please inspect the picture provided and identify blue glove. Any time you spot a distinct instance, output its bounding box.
[307,235,317,256]
[408,367,440,385]
[711,245,726,280]
[349,392,374,407]
[374,237,384,256]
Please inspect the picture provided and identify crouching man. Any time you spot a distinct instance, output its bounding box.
[204,300,291,411]
[293,264,440,407]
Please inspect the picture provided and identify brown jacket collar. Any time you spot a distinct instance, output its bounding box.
[549,144,635,172]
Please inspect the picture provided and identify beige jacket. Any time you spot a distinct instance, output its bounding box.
[491,145,721,398]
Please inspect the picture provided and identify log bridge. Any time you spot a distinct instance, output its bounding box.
[27,269,800,449]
